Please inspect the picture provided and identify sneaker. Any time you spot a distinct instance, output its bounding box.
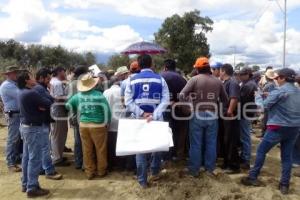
[27,187,50,198]
[46,172,63,180]
[241,177,262,187]
[22,186,26,193]
[279,184,289,195]
[8,165,22,172]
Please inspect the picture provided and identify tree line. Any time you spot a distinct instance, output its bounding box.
[1,10,217,72]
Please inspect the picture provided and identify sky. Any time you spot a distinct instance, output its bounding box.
[0,0,300,69]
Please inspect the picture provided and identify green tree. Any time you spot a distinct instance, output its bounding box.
[84,52,96,66]
[252,65,260,72]
[154,10,213,71]
[235,62,246,71]
[107,54,130,70]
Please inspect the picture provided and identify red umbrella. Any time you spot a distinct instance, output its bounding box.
[121,41,167,55]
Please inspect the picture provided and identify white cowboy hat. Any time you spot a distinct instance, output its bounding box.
[265,69,277,80]
[77,73,99,92]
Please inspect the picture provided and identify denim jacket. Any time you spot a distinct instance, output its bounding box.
[255,83,300,127]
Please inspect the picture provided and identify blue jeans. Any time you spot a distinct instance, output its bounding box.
[240,119,251,163]
[293,130,300,165]
[136,152,161,185]
[249,127,299,186]
[21,125,43,192]
[41,124,55,175]
[6,114,21,166]
[74,123,83,168]
[188,112,218,173]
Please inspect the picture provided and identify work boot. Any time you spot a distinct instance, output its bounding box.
[279,184,289,195]
[27,187,50,198]
[8,165,22,172]
[46,171,63,180]
[241,177,262,186]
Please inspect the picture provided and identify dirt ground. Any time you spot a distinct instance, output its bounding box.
[1,126,300,200]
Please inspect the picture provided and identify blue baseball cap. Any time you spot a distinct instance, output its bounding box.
[210,62,223,69]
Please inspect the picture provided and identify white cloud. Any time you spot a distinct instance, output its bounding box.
[208,10,300,67]
[55,0,300,19]
[41,25,142,53]
[0,0,142,53]
[1,0,300,67]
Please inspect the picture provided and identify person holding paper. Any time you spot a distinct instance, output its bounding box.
[125,54,170,188]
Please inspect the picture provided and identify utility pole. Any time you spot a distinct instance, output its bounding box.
[283,0,287,68]
[270,0,287,67]
[230,46,236,67]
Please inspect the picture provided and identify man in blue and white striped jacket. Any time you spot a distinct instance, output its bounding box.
[125,54,170,188]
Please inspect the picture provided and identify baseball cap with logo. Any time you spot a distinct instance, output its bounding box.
[210,62,223,69]
[194,57,209,69]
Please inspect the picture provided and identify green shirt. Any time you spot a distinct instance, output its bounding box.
[66,89,111,124]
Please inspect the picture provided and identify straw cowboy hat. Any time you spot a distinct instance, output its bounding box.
[265,69,277,80]
[114,66,129,76]
[2,66,20,74]
[77,73,99,92]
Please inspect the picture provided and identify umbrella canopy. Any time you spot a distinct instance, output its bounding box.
[121,41,167,55]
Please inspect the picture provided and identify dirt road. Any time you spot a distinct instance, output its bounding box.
[1,127,300,200]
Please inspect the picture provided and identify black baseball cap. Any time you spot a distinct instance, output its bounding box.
[239,67,252,75]
[277,68,297,82]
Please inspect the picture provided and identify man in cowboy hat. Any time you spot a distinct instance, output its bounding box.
[66,73,111,180]
[0,66,22,172]
[258,69,278,138]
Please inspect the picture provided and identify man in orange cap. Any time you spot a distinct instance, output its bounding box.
[120,60,141,100]
[179,57,228,177]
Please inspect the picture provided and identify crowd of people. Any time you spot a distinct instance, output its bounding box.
[0,54,300,198]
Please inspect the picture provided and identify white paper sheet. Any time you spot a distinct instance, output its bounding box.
[89,64,101,76]
[116,119,173,156]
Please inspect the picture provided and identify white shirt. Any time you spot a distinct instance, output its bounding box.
[103,84,125,132]
[50,77,66,97]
